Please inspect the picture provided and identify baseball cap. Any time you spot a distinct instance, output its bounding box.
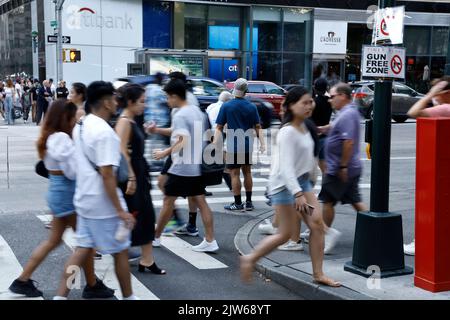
[233,78,248,98]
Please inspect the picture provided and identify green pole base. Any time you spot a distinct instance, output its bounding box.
[344,262,413,279]
[343,211,414,279]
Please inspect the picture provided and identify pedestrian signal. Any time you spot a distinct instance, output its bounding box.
[63,49,81,63]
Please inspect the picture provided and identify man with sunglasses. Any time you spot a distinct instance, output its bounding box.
[317,83,368,254]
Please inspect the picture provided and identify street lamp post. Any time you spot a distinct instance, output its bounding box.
[344,0,414,278]
[54,0,65,83]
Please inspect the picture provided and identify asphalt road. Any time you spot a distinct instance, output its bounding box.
[0,119,417,300]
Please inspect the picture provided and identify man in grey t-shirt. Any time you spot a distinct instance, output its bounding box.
[318,83,368,254]
[152,79,219,253]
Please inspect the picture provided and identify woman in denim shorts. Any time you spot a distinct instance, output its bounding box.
[9,100,113,298]
[240,87,341,287]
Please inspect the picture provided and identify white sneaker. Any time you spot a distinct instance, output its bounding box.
[404,240,415,256]
[300,229,310,243]
[192,238,219,253]
[324,228,342,254]
[258,219,278,235]
[278,240,304,251]
[152,237,161,247]
[122,295,141,300]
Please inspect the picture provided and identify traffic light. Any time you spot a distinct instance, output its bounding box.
[63,49,81,63]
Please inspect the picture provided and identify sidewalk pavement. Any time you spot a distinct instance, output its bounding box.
[234,205,450,300]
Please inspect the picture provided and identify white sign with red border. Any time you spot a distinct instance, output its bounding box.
[372,6,405,45]
[361,46,406,79]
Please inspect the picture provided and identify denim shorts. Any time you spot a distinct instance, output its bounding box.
[270,173,313,206]
[46,174,76,217]
[75,215,131,255]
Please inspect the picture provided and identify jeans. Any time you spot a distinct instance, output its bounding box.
[4,96,14,125]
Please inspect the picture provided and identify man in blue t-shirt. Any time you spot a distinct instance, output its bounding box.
[214,78,265,212]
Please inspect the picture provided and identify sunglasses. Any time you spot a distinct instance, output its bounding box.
[329,94,341,99]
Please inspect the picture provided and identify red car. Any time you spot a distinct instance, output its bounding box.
[225,80,286,118]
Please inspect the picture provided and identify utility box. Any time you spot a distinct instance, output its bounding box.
[415,118,450,292]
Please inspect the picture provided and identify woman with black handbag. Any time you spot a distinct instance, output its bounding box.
[9,100,114,298]
[115,83,166,275]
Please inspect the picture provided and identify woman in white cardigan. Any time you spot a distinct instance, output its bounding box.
[240,86,340,287]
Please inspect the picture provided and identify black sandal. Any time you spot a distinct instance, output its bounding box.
[138,262,166,275]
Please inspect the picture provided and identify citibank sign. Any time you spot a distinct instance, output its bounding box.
[66,5,134,30]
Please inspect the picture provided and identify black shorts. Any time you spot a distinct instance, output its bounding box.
[318,174,362,205]
[164,173,206,197]
[226,152,253,169]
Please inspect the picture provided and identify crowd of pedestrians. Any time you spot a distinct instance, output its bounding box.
[0,77,71,126]
[18,67,444,299]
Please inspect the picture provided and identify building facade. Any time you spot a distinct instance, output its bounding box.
[1,0,449,92]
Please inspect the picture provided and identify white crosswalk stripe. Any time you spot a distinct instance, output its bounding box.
[148,168,370,207]
[0,235,43,300]
[158,235,228,270]
[36,215,159,300]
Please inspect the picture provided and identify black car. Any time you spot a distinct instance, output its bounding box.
[113,75,274,172]
[350,81,424,123]
[114,75,274,129]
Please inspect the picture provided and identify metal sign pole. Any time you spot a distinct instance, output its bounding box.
[344,0,413,278]
[54,0,65,83]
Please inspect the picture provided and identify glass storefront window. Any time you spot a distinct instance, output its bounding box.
[345,55,362,82]
[405,56,429,93]
[284,23,306,52]
[431,57,446,81]
[253,7,282,52]
[431,27,449,56]
[283,8,310,52]
[256,52,282,84]
[404,26,431,55]
[184,4,207,49]
[283,53,305,85]
[208,6,241,50]
[346,24,372,54]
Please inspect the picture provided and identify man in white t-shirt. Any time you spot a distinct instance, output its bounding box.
[49,78,56,99]
[206,91,233,131]
[14,79,22,100]
[54,81,139,300]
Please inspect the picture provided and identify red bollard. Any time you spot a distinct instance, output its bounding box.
[415,118,450,292]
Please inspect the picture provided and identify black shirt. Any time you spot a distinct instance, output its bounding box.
[312,94,333,127]
[56,87,69,99]
[30,86,38,101]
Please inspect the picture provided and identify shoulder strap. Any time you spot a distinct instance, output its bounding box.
[78,119,99,172]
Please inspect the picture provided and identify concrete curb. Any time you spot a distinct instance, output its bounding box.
[234,215,374,300]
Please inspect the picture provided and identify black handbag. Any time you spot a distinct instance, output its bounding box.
[201,114,225,186]
[35,160,49,178]
[202,156,225,186]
